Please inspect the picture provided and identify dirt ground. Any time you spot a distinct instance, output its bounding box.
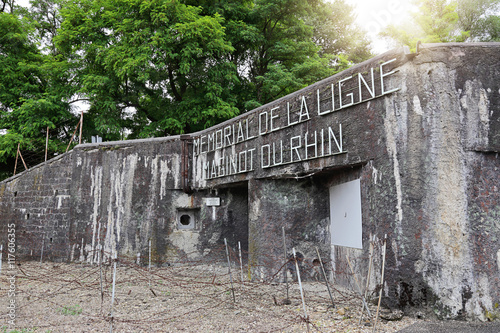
[1,261,417,332]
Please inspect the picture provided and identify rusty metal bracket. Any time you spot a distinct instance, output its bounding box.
[180,134,193,194]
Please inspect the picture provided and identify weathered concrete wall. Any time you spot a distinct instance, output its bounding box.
[0,138,248,265]
[0,154,73,261]
[69,137,248,264]
[1,43,499,320]
[188,43,500,319]
[383,44,500,319]
[248,177,330,280]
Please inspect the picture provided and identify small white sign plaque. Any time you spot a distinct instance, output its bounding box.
[205,197,221,206]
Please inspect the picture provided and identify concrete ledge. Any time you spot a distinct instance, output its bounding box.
[397,321,500,333]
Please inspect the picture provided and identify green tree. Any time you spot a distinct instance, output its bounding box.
[56,0,239,138]
[381,0,500,48]
[0,10,76,165]
[480,15,500,41]
[27,0,64,53]
[186,0,370,111]
[381,0,467,49]
[1,0,371,175]
[1,0,15,13]
[55,0,370,138]
[456,0,500,41]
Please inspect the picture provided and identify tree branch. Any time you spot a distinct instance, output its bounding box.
[168,68,182,101]
[68,98,90,104]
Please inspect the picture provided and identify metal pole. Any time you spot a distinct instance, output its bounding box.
[373,235,387,333]
[96,220,101,265]
[109,253,117,333]
[331,244,336,280]
[238,241,244,283]
[80,238,84,262]
[40,238,45,265]
[293,248,309,332]
[359,236,375,325]
[45,126,49,162]
[224,238,236,302]
[282,227,289,301]
[315,247,335,308]
[148,239,151,287]
[79,110,83,144]
[99,247,104,310]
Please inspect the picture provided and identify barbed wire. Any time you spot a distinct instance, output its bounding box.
[0,238,402,333]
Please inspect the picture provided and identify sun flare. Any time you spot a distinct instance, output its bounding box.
[346,0,416,53]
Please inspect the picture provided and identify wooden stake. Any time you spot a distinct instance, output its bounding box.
[45,126,49,162]
[315,247,335,308]
[13,143,20,175]
[18,147,28,171]
[224,238,236,302]
[293,248,309,332]
[66,119,81,152]
[373,235,387,333]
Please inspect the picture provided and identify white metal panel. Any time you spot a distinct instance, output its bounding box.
[329,179,363,249]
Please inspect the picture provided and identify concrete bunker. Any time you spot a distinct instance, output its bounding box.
[1,43,500,320]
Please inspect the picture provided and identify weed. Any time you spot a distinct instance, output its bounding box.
[1,327,42,333]
[485,309,500,321]
[58,304,83,316]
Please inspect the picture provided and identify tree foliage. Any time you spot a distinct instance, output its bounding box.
[0,0,371,169]
[187,0,370,111]
[0,8,76,163]
[380,0,500,49]
[380,0,467,49]
[456,0,500,41]
[56,0,240,138]
[54,0,370,138]
[1,0,15,13]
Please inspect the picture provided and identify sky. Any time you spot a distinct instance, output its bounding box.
[17,0,30,7]
[346,0,416,54]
